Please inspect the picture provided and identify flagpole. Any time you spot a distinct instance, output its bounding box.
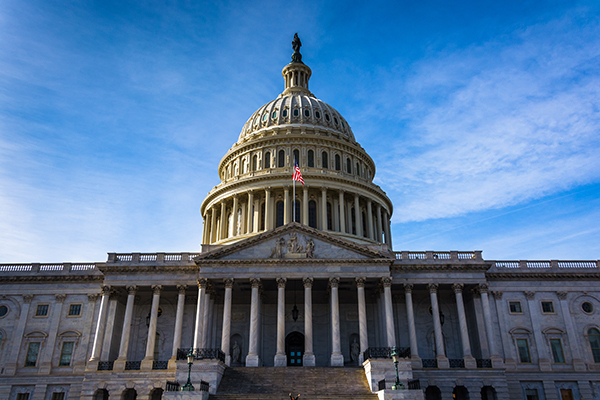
[293,172,296,223]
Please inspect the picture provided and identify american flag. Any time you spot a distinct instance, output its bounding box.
[292,160,304,185]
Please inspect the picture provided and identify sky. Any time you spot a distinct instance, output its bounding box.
[1,0,599,263]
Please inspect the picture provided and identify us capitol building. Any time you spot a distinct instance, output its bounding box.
[1,36,599,400]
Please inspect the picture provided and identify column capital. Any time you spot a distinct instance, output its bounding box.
[177,285,188,295]
[55,294,66,303]
[381,277,392,288]
[283,186,290,191]
[355,277,367,288]
[87,293,99,302]
[276,277,287,288]
[197,278,209,289]
[479,282,489,293]
[329,277,340,288]
[250,278,261,288]
[524,291,535,300]
[151,285,163,295]
[321,187,328,192]
[22,294,33,304]
[452,283,464,294]
[247,189,254,195]
[233,194,239,199]
[223,278,234,288]
[303,277,314,288]
[492,291,503,300]
[556,291,568,300]
[403,283,413,293]
[126,285,138,295]
[428,283,439,293]
[101,285,112,295]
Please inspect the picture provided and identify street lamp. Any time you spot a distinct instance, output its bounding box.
[181,349,195,391]
[390,347,405,390]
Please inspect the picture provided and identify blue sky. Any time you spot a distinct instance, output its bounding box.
[1,0,599,262]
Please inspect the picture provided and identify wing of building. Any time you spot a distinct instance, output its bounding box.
[1,36,599,400]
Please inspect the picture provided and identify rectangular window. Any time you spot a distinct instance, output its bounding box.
[550,339,565,363]
[560,389,574,400]
[25,342,40,367]
[509,301,522,313]
[36,304,49,316]
[541,301,554,313]
[517,339,531,363]
[16,394,30,400]
[51,394,65,400]
[525,389,539,400]
[68,304,81,316]
[59,341,74,366]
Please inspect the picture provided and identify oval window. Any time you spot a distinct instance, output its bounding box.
[315,111,321,119]
[582,302,593,313]
[325,113,330,121]
[293,109,299,117]
[0,305,7,317]
[334,117,339,125]
[262,114,268,122]
[272,111,277,119]
[304,109,310,117]
[282,109,288,117]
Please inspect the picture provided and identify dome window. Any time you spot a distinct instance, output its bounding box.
[334,117,339,125]
[254,117,259,126]
[304,109,310,117]
[262,114,268,122]
[315,111,321,119]
[325,113,330,121]
[283,109,288,117]
[272,111,277,119]
[335,154,341,171]
[293,109,299,117]
[307,150,314,167]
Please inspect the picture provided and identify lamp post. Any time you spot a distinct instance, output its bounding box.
[390,346,404,390]
[181,349,195,391]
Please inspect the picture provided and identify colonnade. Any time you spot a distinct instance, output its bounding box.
[88,280,499,370]
[202,187,392,248]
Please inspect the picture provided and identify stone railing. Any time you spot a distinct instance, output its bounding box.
[491,260,599,270]
[107,253,201,263]
[177,348,226,363]
[394,251,482,261]
[0,263,98,273]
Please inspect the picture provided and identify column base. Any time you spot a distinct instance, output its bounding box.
[85,359,98,372]
[410,356,422,369]
[274,353,287,367]
[491,355,504,369]
[330,352,344,367]
[245,353,260,367]
[140,357,154,371]
[113,358,127,372]
[436,355,449,369]
[225,354,231,367]
[464,355,477,369]
[168,356,179,370]
[303,352,316,366]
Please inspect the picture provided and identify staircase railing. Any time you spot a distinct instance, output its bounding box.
[177,347,225,362]
[363,347,410,360]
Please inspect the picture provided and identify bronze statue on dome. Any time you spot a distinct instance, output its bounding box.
[291,33,303,63]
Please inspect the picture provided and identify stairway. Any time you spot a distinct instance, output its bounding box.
[210,366,378,400]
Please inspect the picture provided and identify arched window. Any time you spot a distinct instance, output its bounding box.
[293,149,300,165]
[308,200,317,228]
[308,150,314,167]
[294,199,301,223]
[278,150,285,167]
[276,201,284,228]
[347,158,352,174]
[321,152,328,169]
[252,155,257,171]
[260,203,266,231]
[335,154,341,171]
[362,212,367,237]
[589,328,600,363]
[265,152,271,169]
[327,202,333,230]
[351,208,356,235]
[356,162,360,176]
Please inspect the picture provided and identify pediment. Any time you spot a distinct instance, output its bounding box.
[195,223,390,261]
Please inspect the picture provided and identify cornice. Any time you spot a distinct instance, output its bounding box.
[196,258,392,266]
[392,264,490,272]
[486,272,600,280]
[98,264,198,274]
[0,275,104,283]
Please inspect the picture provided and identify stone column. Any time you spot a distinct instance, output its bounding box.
[201,286,212,348]
[453,283,476,369]
[210,206,217,243]
[219,200,227,240]
[428,283,449,368]
[202,211,209,244]
[193,279,208,349]
[403,284,421,368]
[524,290,550,370]
[383,210,392,248]
[366,200,374,240]
[141,285,163,370]
[100,291,118,361]
[382,277,396,348]
[75,294,98,373]
[479,284,503,368]
[89,285,111,363]
[247,191,254,233]
[4,294,33,375]
[232,195,239,236]
[556,291,585,370]
[221,278,234,366]
[354,194,362,237]
[274,278,287,366]
[246,278,261,367]
[356,278,368,364]
[338,190,346,234]
[329,277,344,366]
[303,186,309,225]
[303,277,315,366]
[114,286,137,371]
[253,197,260,233]
[284,187,290,224]
[38,293,66,374]
[376,204,383,242]
[170,285,187,362]
[265,188,272,230]
[320,188,327,230]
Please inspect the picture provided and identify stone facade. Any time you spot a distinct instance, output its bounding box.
[0,38,599,400]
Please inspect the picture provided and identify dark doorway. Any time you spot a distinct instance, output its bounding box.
[121,389,136,400]
[286,331,304,366]
[453,386,470,400]
[425,386,441,400]
[482,386,497,400]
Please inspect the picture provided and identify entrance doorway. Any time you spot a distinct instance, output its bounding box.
[286,331,304,366]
